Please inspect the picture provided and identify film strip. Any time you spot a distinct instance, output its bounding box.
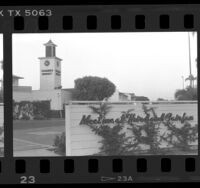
[0,4,199,184]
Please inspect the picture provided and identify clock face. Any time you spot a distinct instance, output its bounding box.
[44,60,50,66]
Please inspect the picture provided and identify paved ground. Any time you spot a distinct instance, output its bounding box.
[13,119,65,156]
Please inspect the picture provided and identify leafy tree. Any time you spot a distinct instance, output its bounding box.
[73,76,116,101]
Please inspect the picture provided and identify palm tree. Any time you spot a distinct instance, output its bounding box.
[185,32,197,88]
[185,74,197,88]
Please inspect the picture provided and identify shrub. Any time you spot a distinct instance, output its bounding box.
[13,100,51,120]
[33,101,50,119]
[53,132,66,155]
[161,121,198,151]
[128,105,162,154]
[88,103,132,155]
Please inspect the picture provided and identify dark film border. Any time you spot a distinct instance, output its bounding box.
[0,4,199,184]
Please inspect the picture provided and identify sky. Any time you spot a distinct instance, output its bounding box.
[12,32,197,101]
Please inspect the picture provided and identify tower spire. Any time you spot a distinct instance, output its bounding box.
[44,39,57,57]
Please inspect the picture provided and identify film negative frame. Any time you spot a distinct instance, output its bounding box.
[0,4,200,184]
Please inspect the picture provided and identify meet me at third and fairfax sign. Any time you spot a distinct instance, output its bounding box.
[79,112,194,125]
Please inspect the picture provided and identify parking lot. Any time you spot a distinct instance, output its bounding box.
[13,119,65,156]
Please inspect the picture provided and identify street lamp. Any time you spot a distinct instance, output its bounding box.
[57,92,62,118]
[181,76,184,90]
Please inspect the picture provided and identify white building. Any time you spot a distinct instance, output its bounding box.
[108,89,135,102]
[13,40,137,110]
[13,40,72,110]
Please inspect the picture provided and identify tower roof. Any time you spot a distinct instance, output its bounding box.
[44,40,57,47]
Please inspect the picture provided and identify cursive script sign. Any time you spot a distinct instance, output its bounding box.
[79,112,194,125]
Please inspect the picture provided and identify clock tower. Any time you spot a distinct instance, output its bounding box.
[39,40,62,90]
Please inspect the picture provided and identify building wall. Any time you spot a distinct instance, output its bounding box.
[54,60,61,89]
[13,91,32,102]
[13,79,19,86]
[124,93,132,101]
[40,58,61,90]
[107,89,119,102]
[61,90,72,107]
[40,58,56,90]
[108,90,133,102]
[32,89,62,110]
[32,90,72,110]
[119,94,129,101]
[13,86,32,92]
[13,88,72,110]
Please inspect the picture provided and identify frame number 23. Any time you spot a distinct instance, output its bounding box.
[20,176,36,184]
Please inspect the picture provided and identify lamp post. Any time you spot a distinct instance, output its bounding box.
[57,92,62,118]
[181,76,184,90]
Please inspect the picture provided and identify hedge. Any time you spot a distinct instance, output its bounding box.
[13,100,51,120]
